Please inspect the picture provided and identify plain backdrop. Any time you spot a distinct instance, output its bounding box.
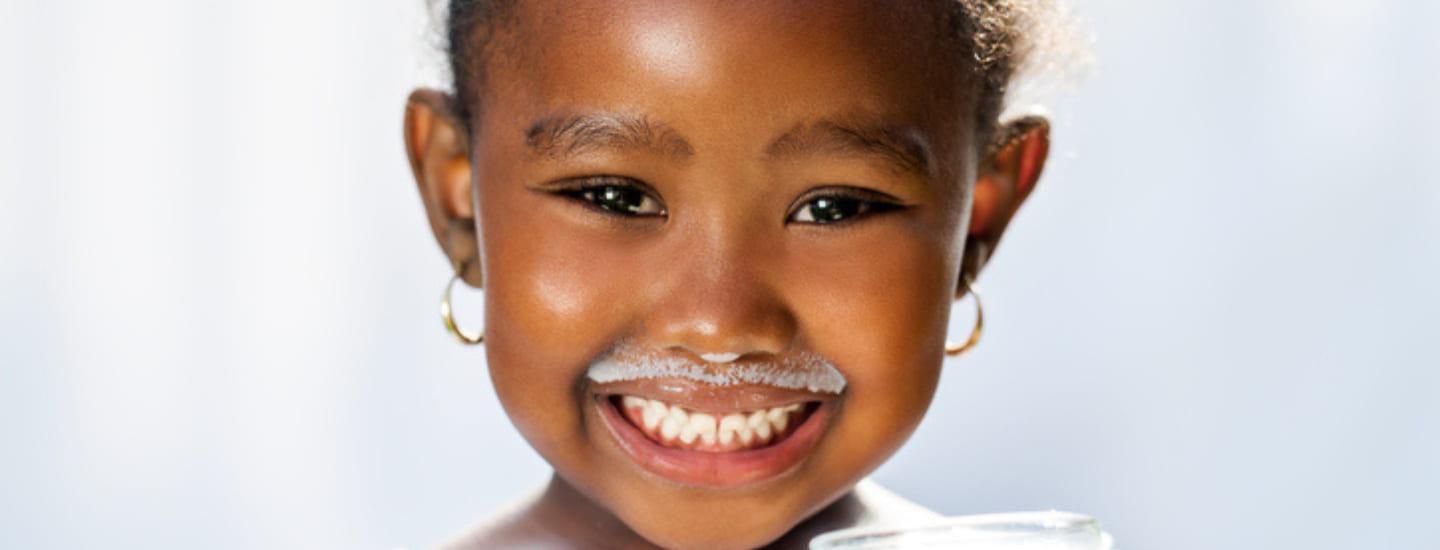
[2,0,1436,548]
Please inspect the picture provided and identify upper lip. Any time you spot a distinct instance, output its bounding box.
[590,377,835,414]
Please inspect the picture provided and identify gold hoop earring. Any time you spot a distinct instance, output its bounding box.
[944,277,983,356]
[440,270,483,345]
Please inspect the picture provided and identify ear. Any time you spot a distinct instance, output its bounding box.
[960,116,1050,292]
[404,88,482,287]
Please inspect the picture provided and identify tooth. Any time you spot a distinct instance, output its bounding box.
[621,395,646,411]
[766,406,789,433]
[668,406,689,424]
[664,407,689,443]
[719,414,745,445]
[678,410,700,444]
[738,423,755,446]
[748,410,771,441]
[641,400,665,431]
[684,413,715,445]
[685,414,714,443]
[660,413,682,441]
[785,403,803,413]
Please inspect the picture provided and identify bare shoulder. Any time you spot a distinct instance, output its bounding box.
[436,478,658,550]
[438,490,570,550]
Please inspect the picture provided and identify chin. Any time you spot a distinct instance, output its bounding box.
[617,501,812,550]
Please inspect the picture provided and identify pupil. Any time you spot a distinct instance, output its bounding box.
[598,186,640,212]
[813,197,857,222]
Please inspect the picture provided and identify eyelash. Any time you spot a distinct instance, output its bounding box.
[786,186,905,227]
[550,178,904,226]
[551,176,667,218]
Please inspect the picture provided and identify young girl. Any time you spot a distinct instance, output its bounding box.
[403,1,1063,547]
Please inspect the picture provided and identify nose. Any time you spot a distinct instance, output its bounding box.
[640,222,798,359]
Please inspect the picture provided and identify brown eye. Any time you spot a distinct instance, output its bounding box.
[791,196,865,223]
[788,190,902,225]
[558,178,666,217]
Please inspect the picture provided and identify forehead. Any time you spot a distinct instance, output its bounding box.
[480,0,977,165]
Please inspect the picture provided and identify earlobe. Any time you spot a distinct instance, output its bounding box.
[960,116,1051,290]
[404,89,483,287]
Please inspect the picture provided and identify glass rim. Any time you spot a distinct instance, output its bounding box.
[810,510,1111,549]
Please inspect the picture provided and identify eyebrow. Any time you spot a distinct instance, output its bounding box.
[765,119,934,178]
[524,112,933,178]
[525,113,695,159]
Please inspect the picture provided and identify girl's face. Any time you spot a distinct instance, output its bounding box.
[406,1,1046,547]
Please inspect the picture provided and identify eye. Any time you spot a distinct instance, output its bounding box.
[787,188,904,225]
[555,176,665,217]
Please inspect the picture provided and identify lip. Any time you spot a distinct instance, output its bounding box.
[593,379,836,488]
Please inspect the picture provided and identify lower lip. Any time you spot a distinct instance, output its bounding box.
[595,395,831,488]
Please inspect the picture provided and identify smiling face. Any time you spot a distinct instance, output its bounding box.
[406,1,1048,548]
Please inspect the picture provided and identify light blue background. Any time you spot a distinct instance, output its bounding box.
[2,1,1436,548]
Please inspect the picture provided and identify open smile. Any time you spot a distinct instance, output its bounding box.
[593,379,836,487]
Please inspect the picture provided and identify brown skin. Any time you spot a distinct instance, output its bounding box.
[404,1,1049,548]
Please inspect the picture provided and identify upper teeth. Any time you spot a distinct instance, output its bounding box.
[620,395,804,449]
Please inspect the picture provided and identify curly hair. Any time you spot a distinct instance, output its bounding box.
[438,0,1075,141]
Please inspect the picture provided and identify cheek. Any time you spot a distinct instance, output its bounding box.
[786,223,956,473]
[476,187,635,456]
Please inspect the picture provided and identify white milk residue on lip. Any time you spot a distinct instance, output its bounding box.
[585,350,847,394]
[699,352,742,364]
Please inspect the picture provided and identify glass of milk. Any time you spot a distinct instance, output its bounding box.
[809,511,1115,550]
